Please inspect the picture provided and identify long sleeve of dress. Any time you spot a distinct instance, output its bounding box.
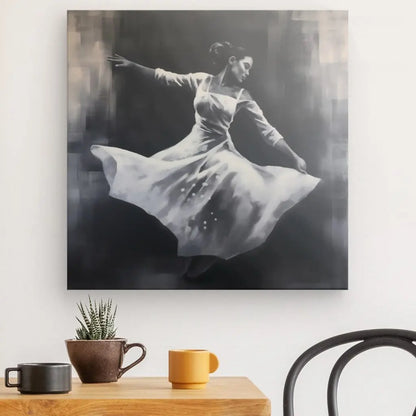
[154,68,209,93]
[237,99,283,146]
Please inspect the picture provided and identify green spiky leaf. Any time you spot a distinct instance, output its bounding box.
[74,296,118,340]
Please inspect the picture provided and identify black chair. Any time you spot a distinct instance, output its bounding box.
[283,329,416,416]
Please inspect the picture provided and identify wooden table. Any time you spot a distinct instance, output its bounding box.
[0,377,271,416]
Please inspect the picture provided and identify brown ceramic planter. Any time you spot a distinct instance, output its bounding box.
[65,338,146,383]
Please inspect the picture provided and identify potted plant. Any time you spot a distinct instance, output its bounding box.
[65,296,146,383]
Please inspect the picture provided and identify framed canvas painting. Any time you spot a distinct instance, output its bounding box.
[67,10,348,289]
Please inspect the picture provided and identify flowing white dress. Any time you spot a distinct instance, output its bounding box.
[91,68,320,259]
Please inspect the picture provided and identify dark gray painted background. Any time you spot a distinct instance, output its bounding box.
[68,11,348,289]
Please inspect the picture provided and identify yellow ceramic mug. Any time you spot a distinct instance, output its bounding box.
[169,349,219,389]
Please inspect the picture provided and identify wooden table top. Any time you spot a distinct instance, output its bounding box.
[0,377,271,416]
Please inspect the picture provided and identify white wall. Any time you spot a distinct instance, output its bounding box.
[1,0,416,415]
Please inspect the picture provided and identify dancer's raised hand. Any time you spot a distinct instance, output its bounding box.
[107,53,132,68]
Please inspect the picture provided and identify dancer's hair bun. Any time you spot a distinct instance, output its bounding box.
[208,41,233,68]
[208,41,247,69]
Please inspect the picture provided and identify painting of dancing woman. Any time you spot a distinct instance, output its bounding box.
[67,10,348,289]
[90,41,320,278]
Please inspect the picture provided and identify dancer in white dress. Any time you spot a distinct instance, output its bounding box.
[91,41,320,277]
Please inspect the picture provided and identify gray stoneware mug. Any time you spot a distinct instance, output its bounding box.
[5,363,72,394]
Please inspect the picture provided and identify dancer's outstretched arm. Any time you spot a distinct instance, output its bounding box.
[108,54,208,92]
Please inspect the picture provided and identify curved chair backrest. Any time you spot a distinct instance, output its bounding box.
[283,329,416,416]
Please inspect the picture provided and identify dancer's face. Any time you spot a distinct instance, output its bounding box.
[228,56,253,84]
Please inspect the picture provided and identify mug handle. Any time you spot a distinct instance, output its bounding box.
[118,343,147,378]
[5,368,21,388]
[209,353,219,373]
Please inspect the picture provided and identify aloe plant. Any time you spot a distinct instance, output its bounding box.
[75,296,118,340]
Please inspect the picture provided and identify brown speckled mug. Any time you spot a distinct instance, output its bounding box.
[65,338,146,383]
